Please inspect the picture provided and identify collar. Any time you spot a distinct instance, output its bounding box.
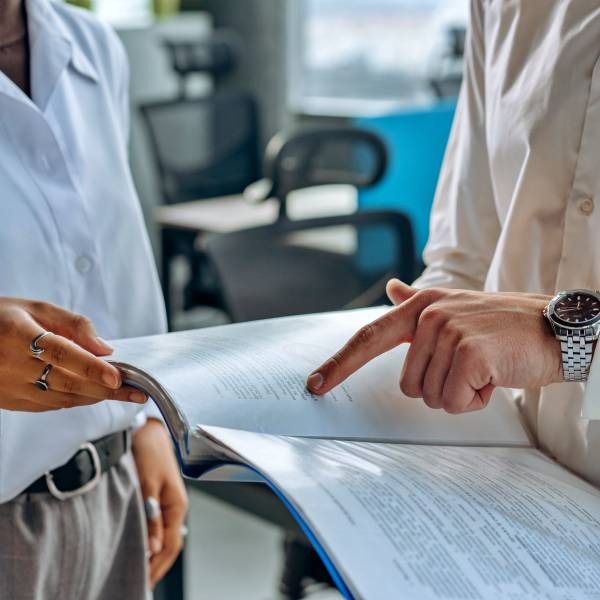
[27,0,99,84]
[0,0,100,109]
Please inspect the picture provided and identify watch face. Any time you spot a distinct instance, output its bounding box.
[553,291,600,327]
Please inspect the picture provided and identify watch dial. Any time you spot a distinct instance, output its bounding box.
[554,292,600,325]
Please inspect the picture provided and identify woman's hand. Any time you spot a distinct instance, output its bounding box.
[132,418,188,589]
[0,297,146,411]
[307,281,562,414]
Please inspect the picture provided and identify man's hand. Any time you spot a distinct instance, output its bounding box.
[132,418,188,589]
[0,297,146,411]
[307,280,562,414]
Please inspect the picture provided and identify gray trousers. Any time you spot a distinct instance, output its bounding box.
[0,451,149,600]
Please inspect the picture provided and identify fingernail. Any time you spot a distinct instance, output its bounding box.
[149,536,162,555]
[102,371,120,389]
[129,391,146,403]
[96,336,113,352]
[307,372,324,391]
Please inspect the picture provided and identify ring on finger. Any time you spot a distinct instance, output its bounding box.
[35,364,53,392]
[30,331,52,359]
[144,496,161,521]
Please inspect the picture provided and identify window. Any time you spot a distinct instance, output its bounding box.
[288,0,468,116]
[74,0,152,27]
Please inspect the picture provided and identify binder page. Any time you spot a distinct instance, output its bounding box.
[110,307,529,447]
[204,426,600,600]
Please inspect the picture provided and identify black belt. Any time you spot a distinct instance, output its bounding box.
[25,430,130,500]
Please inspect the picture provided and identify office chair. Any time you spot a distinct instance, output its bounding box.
[204,210,415,323]
[244,126,388,220]
[141,32,262,315]
[203,126,416,322]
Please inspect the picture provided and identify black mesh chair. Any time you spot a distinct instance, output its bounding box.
[203,126,416,322]
[141,32,261,204]
[142,32,262,321]
[141,94,260,203]
[204,211,415,323]
[245,126,388,219]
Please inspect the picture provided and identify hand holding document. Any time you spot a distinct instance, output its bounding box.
[308,280,561,414]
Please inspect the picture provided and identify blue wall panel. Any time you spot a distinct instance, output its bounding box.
[356,101,456,257]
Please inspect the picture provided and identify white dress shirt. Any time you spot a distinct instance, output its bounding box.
[415,0,600,486]
[0,0,167,502]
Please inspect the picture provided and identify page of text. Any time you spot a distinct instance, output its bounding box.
[206,426,600,600]
[110,308,529,448]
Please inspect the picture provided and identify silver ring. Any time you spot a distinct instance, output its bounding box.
[30,331,52,358]
[144,496,161,521]
[35,364,53,392]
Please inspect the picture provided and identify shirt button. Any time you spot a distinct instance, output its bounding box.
[75,256,93,274]
[578,197,594,216]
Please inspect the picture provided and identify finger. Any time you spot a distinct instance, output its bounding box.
[1,397,61,412]
[27,301,114,356]
[419,325,461,408]
[150,506,185,588]
[399,325,435,401]
[38,362,146,402]
[441,346,491,414]
[307,301,422,396]
[462,384,495,413]
[139,478,165,588]
[147,510,165,568]
[386,279,417,305]
[27,329,121,389]
[24,386,109,409]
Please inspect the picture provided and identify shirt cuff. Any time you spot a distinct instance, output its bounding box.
[131,399,165,432]
[582,349,600,419]
[144,398,166,424]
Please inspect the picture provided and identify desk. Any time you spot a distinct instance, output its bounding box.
[154,185,357,232]
[154,186,357,322]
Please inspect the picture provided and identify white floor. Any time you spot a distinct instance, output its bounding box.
[185,486,342,600]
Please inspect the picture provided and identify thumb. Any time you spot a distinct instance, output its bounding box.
[386,279,417,306]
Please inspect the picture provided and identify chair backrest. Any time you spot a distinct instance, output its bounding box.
[162,31,241,97]
[203,210,415,323]
[249,127,388,219]
[141,93,261,203]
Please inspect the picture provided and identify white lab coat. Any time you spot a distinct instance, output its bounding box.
[0,0,166,502]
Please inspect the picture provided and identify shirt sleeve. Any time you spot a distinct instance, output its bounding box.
[131,401,166,431]
[145,399,166,423]
[413,0,501,292]
[582,353,600,419]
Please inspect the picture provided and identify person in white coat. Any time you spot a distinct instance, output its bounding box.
[309,0,600,490]
[0,0,187,597]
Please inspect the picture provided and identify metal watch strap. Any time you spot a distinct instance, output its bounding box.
[557,327,596,382]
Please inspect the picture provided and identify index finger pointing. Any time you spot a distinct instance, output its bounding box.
[306,303,421,395]
[34,333,121,389]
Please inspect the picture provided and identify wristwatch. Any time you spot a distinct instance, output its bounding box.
[544,289,600,382]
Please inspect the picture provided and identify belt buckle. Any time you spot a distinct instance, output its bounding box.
[45,442,102,501]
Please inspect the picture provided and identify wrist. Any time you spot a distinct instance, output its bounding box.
[543,290,600,382]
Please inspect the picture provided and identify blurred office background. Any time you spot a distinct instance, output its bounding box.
[66,0,467,598]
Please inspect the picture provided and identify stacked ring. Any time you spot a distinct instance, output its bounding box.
[30,331,52,358]
[35,364,53,391]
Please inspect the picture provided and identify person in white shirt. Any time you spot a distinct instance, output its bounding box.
[0,0,187,596]
[308,0,600,489]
